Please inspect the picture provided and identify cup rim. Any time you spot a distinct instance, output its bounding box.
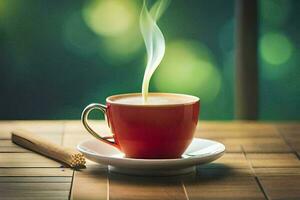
[106,92,200,107]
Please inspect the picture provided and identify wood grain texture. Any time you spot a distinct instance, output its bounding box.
[1,121,300,200]
[199,153,251,169]
[258,176,300,200]
[197,121,275,131]
[197,127,280,139]
[184,176,265,200]
[279,129,300,152]
[0,139,30,152]
[275,123,300,131]
[0,177,72,183]
[71,164,108,200]
[199,138,243,153]
[196,123,285,153]
[198,137,291,153]
[254,168,300,176]
[197,167,253,177]
[246,153,300,168]
[0,182,71,200]
[109,174,187,200]
[0,153,63,167]
[0,146,29,153]
[0,168,73,177]
[62,120,109,148]
[0,121,15,139]
[240,138,292,153]
[0,121,64,143]
[0,182,71,190]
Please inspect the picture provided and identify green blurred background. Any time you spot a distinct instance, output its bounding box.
[0,0,299,120]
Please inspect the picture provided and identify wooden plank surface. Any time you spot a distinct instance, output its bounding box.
[199,153,251,169]
[0,176,72,183]
[0,152,64,167]
[71,164,107,200]
[0,121,15,139]
[184,176,265,200]
[0,168,73,177]
[0,121,71,200]
[245,153,300,168]
[254,167,300,176]
[0,139,30,152]
[0,121,300,200]
[0,182,71,200]
[258,176,300,200]
[197,167,253,177]
[197,121,275,131]
[198,128,280,138]
[109,174,187,200]
[279,127,300,153]
[62,120,110,148]
[0,121,64,143]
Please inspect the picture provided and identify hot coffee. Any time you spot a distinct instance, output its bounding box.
[81,1,200,159]
[110,93,198,105]
[82,93,200,159]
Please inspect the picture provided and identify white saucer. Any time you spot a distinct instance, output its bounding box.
[77,138,225,176]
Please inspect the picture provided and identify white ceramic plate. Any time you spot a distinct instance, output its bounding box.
[78,138,225,176]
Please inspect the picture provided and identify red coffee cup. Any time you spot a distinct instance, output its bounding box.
[81,93,200,159]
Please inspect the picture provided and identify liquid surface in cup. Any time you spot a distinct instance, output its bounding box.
[109,94,198,105]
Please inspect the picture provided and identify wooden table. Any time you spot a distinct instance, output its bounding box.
[0,121,300,200]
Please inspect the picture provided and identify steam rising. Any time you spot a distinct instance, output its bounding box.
[140,0,170,102]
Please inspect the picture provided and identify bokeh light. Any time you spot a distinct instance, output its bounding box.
[82,0,143,64]
[0,0,21,27]
[62,11,100,57]
[99,30,143,64]
[0,1,5,16]
[261,49,297,80]
[261,0,291,27]
[83,0,139,37]
[153,40,222,103]
[1,0,300,121]
[260,32,294,66]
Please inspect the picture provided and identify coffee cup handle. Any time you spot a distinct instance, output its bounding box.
[81,103,117,147]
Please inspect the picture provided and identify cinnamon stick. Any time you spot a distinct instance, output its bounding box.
[11,129,86,169]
